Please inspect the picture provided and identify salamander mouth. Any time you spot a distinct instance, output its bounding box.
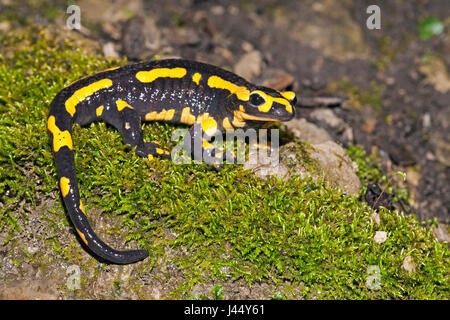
[234,111,281,122]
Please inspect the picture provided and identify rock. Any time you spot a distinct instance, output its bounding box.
[430,133,450,167]
[377,138,417,166]
[297,95,348,108]
[406,166,421,187]
[310,108,354,144]
[372,212,381,225]
[278,119,361,195]
[245,141,361,196]
[306,141,361,195]
[260,69,295,91]
[170,28,202,47]
[102,22,121,41]
[121,16,160,60]
[374,231,387,244]
[432,224,450,243]
[360,118,377,133]
[234,50,263,81]
[284,118,333,144]
[422,113,431,129]
[0,21,11,33]
[418,55,450,93]
[243,153,289,180]
[402,256,416,274]
[102,42,119,58]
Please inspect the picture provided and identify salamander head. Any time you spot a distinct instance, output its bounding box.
[232,86,296,123]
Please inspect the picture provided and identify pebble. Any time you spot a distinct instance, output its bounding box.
[402,256,416,274]
[432,224,450,243]
[260,69,295,91]
[422,113,431,129]
[374,231,387,244]
[234,50,262,81]
[102,42,119,58]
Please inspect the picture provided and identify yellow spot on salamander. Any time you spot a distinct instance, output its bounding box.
[281,91,296,101]
[47,116,73,152]
[136,67,187,83]
[103,66,120,72]
[145,111,157,121]
[65,79,113,117]
[156,109,175,121]
[96,105,104,117]
[156,147,170,155]
[76,228,88,245]
[60,177,70,197]
[207,76,250,101]
[148,154,154,161]
[196,113,218,136]
[192,72,202,85]
[222,117,233,130]
[180,107,196,125]
[79,200,86,215]
[116,99,134,111]
[232,111,247,128]
[145,109,175,121]
[202,139,215,149]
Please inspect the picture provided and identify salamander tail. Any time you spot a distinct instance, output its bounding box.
[48,99,148,264]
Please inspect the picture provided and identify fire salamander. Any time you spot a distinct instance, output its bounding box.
[48,59,296,264]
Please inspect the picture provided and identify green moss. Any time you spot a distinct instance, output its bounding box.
[0,25,448,299]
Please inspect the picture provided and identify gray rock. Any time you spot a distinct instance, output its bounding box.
[244,141,361,196]
[234,50,263,81]
[310,108,354,144]
[432,224,450,243]
[284,118,333,144]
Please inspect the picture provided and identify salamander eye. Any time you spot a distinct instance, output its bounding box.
[249,93,265,106]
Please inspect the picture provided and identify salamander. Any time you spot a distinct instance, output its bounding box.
[48,59,296,264]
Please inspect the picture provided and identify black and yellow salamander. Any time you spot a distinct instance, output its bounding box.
[48,59,296,264]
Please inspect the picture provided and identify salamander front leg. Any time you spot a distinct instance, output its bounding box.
[113,108,170,160]
[184,124,235,170]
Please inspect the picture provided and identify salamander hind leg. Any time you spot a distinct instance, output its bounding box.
[137,141,171,160]
[103,99,171,160]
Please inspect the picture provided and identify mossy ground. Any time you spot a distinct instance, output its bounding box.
[0,26,448,299]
